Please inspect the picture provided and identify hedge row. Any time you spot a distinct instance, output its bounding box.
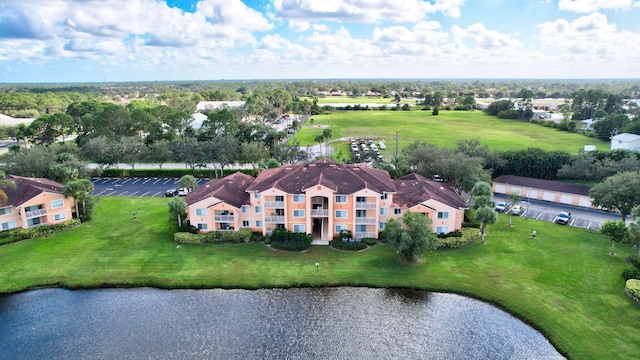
[173,228,253,244]
[0,219,81,246]
[96,167,254,179]
[438,228,481,249]
[329,239,368,251]
[625,279,640,304]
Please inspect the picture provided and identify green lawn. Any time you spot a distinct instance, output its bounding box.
[295,110,608,152]
[1,196,639,359]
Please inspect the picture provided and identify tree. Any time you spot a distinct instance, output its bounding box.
[590,171,640,221]
[629,207,640,257]
[476,206,497,244]
[322,128,332,157]
[144,139,173,169]
[0,170,16,203]
[508,191,522,226]
[385,211,439,262]
[178,175,197,193]
[314,135,324,158]
[63,179,95,221]
[119,136,145,172]
[471,181,496,243]
[239,141,269,174]
[172,137,203,174]
[601,220,630,255]
[168,196,187,227]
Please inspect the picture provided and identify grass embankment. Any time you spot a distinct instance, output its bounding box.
[296,110,608,153]
[1,197,639,359]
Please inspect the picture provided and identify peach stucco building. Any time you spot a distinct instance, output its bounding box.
[0,175,74,231]
[185,160,467,240]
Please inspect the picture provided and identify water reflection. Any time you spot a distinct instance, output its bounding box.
[0,288,563,359]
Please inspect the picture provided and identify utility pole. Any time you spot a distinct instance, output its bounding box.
[395,131,399,157]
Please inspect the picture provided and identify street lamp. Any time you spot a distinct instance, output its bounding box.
[315,262,320,272]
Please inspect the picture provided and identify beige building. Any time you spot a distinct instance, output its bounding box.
[0,175,74,231]
[185,160,467,240]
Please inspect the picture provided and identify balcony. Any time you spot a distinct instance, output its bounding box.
[264,201,285,208]
[214,215,235,222]
[355,217,376,224]
[25,208,47,219]
[355,202,377,209]
[355,232,376,239]
[265,216,285,223]
[311,209,329,217]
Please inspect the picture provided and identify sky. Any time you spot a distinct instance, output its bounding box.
[0,0,639,83]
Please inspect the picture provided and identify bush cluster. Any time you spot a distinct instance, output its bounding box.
[269,228,312,251]
[625,279,640,303]
[173,228,253,244]
[330,238,367,251]
[622,256,640,281]
[0,219,81,246]
[438,228,481,249]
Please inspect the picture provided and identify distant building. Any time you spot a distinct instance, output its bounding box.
[610,133,640,151]
[493,175,593,208]
[196,101,246,111]
[185,160,467,240]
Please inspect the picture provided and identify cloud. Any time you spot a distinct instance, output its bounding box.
[452,23,522,49]
[558,0,634,12]
[272,0,465,24]
[0,4,53,39]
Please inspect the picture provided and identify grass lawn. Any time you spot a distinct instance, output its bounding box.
[1,196,639,359]
[295,110,608,152]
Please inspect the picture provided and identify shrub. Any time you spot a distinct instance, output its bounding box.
[362,237,377,246]
[629,256,640,269]
[625,279,640,303]
[462,221,480,228]
[173,232,203,244]
[439,228,481,249]
[251,231,266,243]
[173,228,252,244]
[622,267,640,281]
[330,239,367,251]
[269,229,313,251]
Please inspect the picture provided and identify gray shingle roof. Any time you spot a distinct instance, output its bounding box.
[493,175,590,196]
[393,173,467,210]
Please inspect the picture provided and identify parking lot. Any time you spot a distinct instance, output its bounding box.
[92,177,210,197]
[493,195,622,231]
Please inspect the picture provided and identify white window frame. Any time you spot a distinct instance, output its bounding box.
[292,194,305,203]
[0,206,12,216]
[437,211,449,219]
[335,195,347,203]
[51,199,64,209]
[380,207,388,215]
[293,224,305,233]
[241,205,250,214]
[379,222,386,230]
[195,208,207,216]
[197,223,208,230]
[293,209,305,218]
[335,224,348,233]
[355,224,366,232]
[256,220,263,227]
[394,208,402,215]
[254,206,262,214]
[254,191,261,199]
[436,226,448,234]
[381,193,388,200]
[335,210,347,219]
[1,220,16,231]
[53,212,67,222]
[242,220,250,228]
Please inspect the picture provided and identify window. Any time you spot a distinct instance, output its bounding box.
[356,209,366,217]
[293,224,305,233]
[197,223,208,230]
[275,195,284,201]
[292,194,304,203]
[293,209,304,218]
[437,212,449,219]
[355,224,366,232]
[393,208,402,215]
[1,220,16,231]
[0,206,12,216]
[436,226,448,234]
[335,210,347,219]
[335,225,347,233]
[335,195,347,203]
[356,196,366,203]
[379,222,386,230]
[381,193,388,200]
[53,213,66,222]
[254,206,262,214]
[51,199,64,209]
[254,191,261,199]
[256,220,263,227]
[241,205,250,214]
[242,220,250,227]
[380,207,388,215]
[195,208,207,216]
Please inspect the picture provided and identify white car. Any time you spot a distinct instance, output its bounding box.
[494,202,506,212]
[177,188,190,196]
[378,141,387,150]
[511,205,523,215]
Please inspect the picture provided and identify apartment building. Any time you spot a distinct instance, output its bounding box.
[0,175,74,231]
[185,160,467,240]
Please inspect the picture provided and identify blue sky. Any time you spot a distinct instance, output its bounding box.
[0,0,639,83]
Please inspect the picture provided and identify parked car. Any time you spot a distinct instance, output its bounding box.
[177,188,190,196]
[494,202,507,212]
[556,211,571,225]
[378,141,386,150]
[511,205,523,215]
[165,188,178,197]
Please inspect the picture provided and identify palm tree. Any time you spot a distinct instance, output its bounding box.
[322,129,332,157]
[314,135,324,159]
[168,197,187,227]
[178,175,197,193]
[63,179,94,220]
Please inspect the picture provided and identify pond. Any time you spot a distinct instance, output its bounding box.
[0,287,563,359]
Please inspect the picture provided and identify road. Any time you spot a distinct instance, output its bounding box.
[92,177,210,197]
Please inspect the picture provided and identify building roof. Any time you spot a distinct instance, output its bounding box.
[611,133,640,142]
[185,172,253,208]
[393,173,467,210]
[0,175,65,208]
[493,175,590,196]
[247,160,396,195]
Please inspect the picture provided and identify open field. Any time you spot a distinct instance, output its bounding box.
[295,110,609,152]
[1,196,639,359]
